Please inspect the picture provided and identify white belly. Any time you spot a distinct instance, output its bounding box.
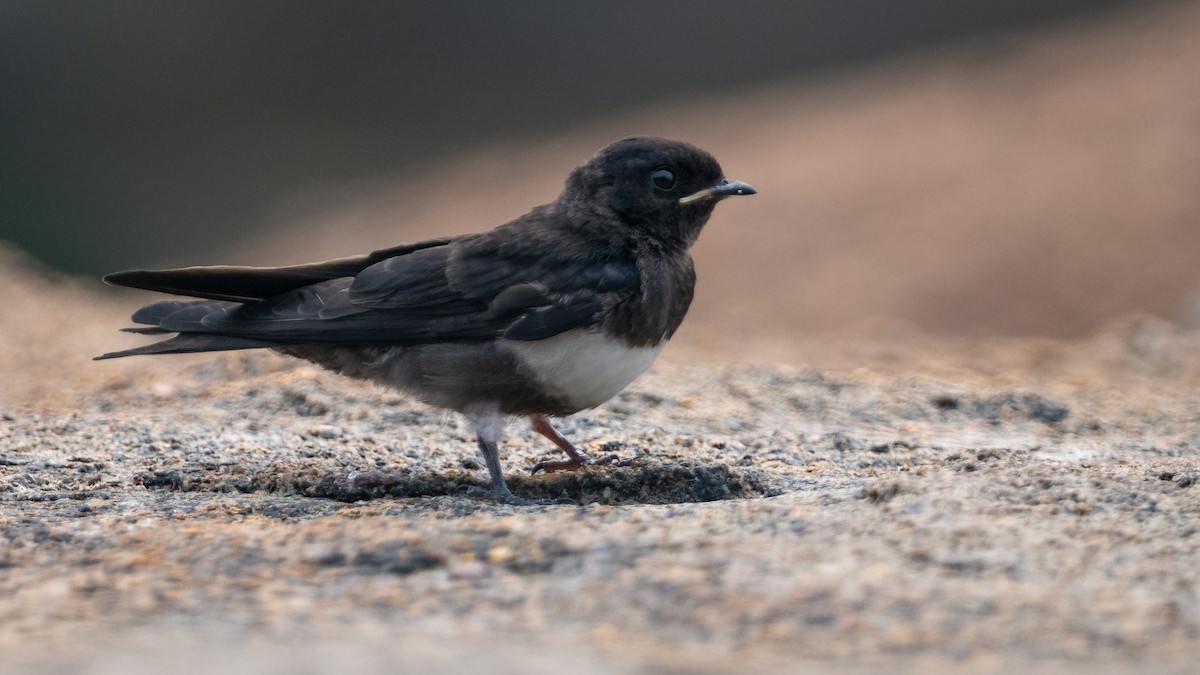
[503,329,665,410]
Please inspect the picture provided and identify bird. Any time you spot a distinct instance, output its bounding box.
[97,136,756,505]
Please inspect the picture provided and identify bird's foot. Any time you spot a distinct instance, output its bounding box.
[459,484,568,506]
[530,452,626,475]
[527,414,631,475]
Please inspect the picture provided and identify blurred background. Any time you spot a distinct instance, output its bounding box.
[3,0,1199,349]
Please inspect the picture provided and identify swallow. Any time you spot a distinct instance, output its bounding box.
[98,136,756,504]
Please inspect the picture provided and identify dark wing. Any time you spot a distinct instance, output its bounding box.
[97,227,641,359]
[348,233,640,341]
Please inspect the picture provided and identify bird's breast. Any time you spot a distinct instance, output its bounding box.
[502,329,665,411]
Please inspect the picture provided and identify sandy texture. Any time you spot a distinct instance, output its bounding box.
[2,251,1199,675]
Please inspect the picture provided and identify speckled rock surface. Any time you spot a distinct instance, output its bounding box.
[2,251,1199,674]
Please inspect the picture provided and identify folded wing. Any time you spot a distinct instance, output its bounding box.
[97,231,640,360]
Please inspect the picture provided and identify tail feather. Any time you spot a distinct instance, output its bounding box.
[102,238,453,302]
[94,333,284,360]
[130,299,236,328]
[97,236,461,360]
[99,298,276,360]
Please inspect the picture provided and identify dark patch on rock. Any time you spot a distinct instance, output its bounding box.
[508,461,773,505]
[135,470,187,491]
[937,392,1070,424]
[353,542,446,576]
[280,460,771,506]
[305,472,467,503]
[932,395,960,410]
[829,432,861,453]
[862,480,903,503]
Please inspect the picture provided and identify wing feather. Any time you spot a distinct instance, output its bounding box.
[100,217,643,359]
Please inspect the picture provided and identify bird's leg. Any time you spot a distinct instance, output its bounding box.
[461,408,559,506]
[528,414,621,474]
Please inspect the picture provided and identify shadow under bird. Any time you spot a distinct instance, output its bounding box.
[98,136,756,505]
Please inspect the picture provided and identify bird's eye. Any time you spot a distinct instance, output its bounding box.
[650,168,677,192]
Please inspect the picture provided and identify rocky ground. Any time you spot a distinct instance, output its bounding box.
[1,253,1199,674]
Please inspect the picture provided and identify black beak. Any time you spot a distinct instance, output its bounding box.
[679,179,757,205]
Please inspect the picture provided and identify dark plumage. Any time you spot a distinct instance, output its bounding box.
[98,136,755,504]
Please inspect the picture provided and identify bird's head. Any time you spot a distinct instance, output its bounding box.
[561,136,755,249]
